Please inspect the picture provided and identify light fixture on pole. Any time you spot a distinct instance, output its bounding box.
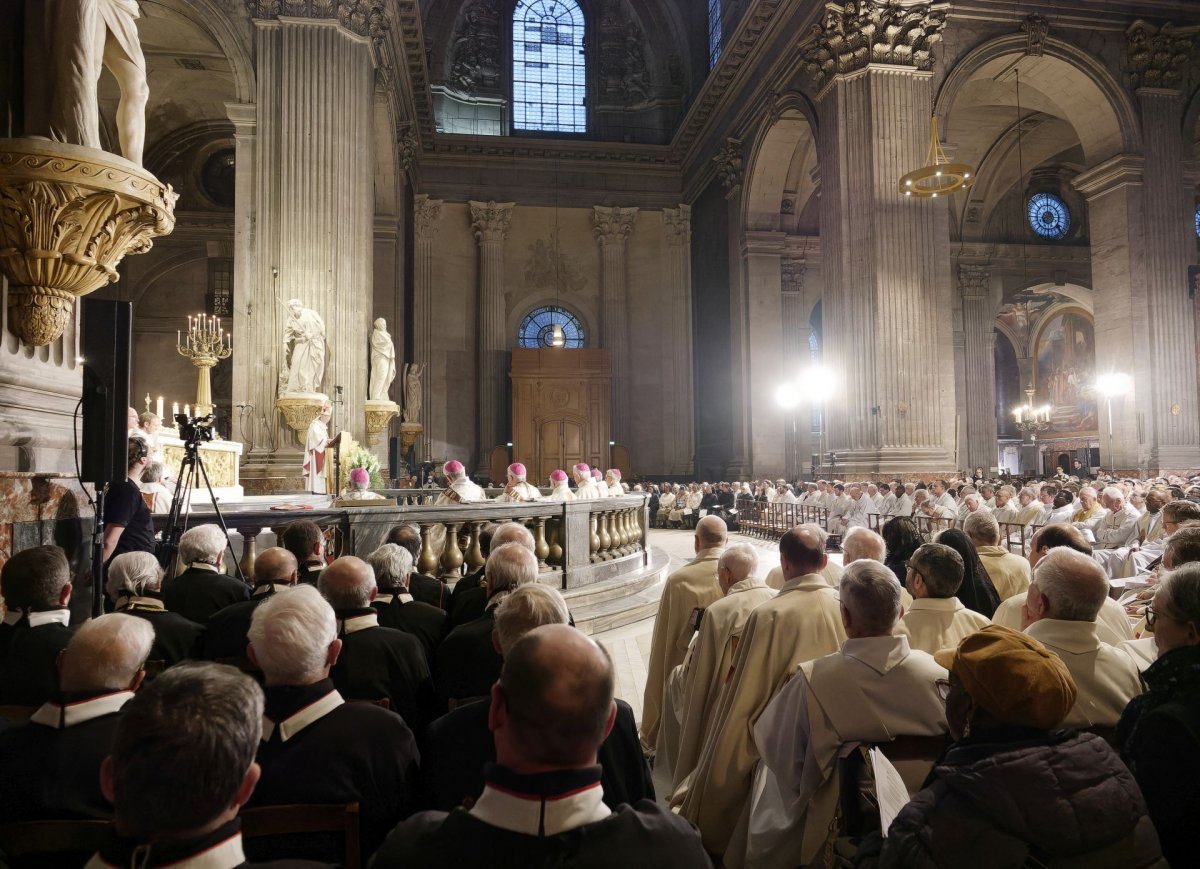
[1012,386,1051,443]
[802,364,836,480]
[1095,372,1131,473]
[899,114,975,199]
[775,382,801,481]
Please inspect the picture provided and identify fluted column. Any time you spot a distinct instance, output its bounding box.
[662,205,694,475]
[959,265,997,472]
[743,231,787,476]
[470,200,514,477]
[226,101,258,449]
[412,194,443,461]
[781,274,807,480]
[593,206,638,445]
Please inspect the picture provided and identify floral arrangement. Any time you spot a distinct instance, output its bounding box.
[345,445,385,490]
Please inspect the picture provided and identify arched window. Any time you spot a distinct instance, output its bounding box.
[518,305,586,348]
[1027,192,1071,240]
[512,0,586,133]
[1194,203,1199,238]
[707,0,723,69]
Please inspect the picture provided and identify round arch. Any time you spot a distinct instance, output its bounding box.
[740,95,819,231]
[505,296,595,351]
[147,0,255,104]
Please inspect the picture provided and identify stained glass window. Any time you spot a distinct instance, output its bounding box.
[708,0,723,69]
[1194,204,1199,238]
[518,305,585,349]
[1027,192,1071,240]
[513,0,586,133]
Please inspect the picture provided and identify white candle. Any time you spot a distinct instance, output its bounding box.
[172,402,179,418]
[184,404,190,417]
[157,396,163,419]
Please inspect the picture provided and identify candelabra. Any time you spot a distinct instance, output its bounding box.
[177,314,231,418]
[1012,386,1051,442]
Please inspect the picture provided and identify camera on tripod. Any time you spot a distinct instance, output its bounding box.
[175,412,215,447]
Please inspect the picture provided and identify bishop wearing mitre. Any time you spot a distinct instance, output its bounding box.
[303,404,341,494]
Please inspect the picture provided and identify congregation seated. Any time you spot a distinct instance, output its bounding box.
[87,661,336,869]
[963,511,1031,602]
[0,544,75,707]
[894,542,991,654]
[0,613,151,822]
[437,541,539,712]
[872,625,1166,867]
[444,521,497,628]
[372,624,711,869]
[246,585,420,860]
[162,525,248,623]
[367,543,447,663]
[933,528,1002,617]
[108,551,203,667]
[280,518,328,586]
[385,523,449,610]
[1119,499,1200,579]
[841,528,906,610]
[319,555,437,733]
[201,546,298,662]
[421,584,652,812]
[447,521,533,628]
[1022,547,1143,728]
[881,516,922,587]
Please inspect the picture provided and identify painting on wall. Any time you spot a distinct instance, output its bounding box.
[1034,310,1098,436]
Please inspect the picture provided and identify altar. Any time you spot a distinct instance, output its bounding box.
[159,435,245,504]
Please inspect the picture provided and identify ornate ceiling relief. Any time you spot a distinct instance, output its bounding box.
[799,1,949,88]
[596,1,651,107]
[713,138,744,190]
[448,1,501,95]
[1125,20,1197,89]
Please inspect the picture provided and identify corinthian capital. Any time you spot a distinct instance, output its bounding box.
[800,1,948,89]
[469,200,514,243]
[413,194,443,241]
[1125,20,1196,90]
[662,205,692,246]
[592,206,638,246]
[957,264,990,298]
[245,0,384,39]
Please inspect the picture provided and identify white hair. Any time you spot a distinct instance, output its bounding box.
[1079,486,1098,499]
[486,542,540,596]
[842,527,887,564]
[178,525,227,564]
[107,551,164,599]
[718,543,759,584]
[1102,486,1124,504]
[64,613,155,691]
[839,560,902,635]
[248,585,337,684]
[963,511,1001,545]
[493,584,570,655]
[491,522,536,552]
[1032,547,1108,622]
[366,543,413,590]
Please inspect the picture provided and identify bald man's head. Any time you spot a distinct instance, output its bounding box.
[695,515,728,551]
[254,547,298,585]
[492,624,616,769]
[780,523,827,578]
[316,556,376,611]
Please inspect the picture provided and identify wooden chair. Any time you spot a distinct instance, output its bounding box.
[240,802,361,869]
[0,819,110,866]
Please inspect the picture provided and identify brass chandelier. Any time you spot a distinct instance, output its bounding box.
[899,115,975,199]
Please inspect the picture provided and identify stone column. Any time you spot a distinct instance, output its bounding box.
[959,265,997,472]
[781,257,809,479]
[469,200,514,477]
[805,4,955,473]
[592,206,638,445]
[743,231,787,476]
[226,102,257,448]
[412,194,443,460]
[662,206,695,476]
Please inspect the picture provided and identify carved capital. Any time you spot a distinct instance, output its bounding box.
[1021,14,1049,57]
[1125,20,1197,90]
[800,1,948,89]
[275,394,328,435]
[364,399,400,447]
[713,138,743,191]
[662,205,691,246]
[782,256,807,293]
[958,264,990,298]
[413,194,443,241]
[469,200,514,243]
[0,139,177,346]
[245,0,385,40]
[592,206,638,246]
[397,124,419,174]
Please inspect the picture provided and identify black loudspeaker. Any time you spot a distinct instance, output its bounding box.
[388,435,400,482]
[80,298,133,484]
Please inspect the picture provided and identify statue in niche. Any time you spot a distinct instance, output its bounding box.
[368,318,397,401]
[28,0,150,165]
[280,299,327,395]
[403,362,423,424]
[597,1,650,106]
[449,1,501,94]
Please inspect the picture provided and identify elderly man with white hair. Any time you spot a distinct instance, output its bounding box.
[109,551,203,667]
[1083,486,1142,550]
[1072,486,1106,524]
[739,560,949,869]
[991,485,1018,524]
[956,489,989,522]
[248,585,419,858]
[162,524,248,623]
[895,542,990,654]
[964,511,1031,602]
[668,543,775,792]
[0,614,153,821]
[435,460,486,504]
[1015,486,1044,527]
[841,483,879,531]
[572,462,603,500]
[366,543,446,663]
[495,462,541,502]
[1022,547,1143,728]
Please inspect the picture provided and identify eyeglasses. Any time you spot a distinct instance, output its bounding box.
[935,678,951,702]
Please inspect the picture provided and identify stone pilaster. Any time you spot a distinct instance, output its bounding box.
[469,200,514,476]
[412,194,443,461]
[781,257,808,479]
[226,102,257,449]
[743,231,787,477]
[958,265,997,472]
[662,205,694,476]
[592,206,638,445]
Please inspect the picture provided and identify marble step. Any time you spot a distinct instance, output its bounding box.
[568,546,670,636]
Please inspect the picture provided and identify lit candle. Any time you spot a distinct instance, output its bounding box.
[157,396,164,419]
[184,404,190,417]
[172,401,179,418]
[177,329,181,346]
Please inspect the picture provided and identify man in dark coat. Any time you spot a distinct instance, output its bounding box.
[162,525,248,623]
[0,545,75,706]
[386,524,449,611]
[367,543,446,663]
[281,519,328,587]
[202,547,298,662]
[109,551,203,667]
[444,522,499,627]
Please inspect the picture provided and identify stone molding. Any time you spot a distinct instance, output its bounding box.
[662,205,691,246]
[1072,154,1146,201]
[413,193,443,240]
[468,200,514,243]
[799,1,948,89]
[591,206,638,246]
[713,138,744,191]
[1125,20,1197,90]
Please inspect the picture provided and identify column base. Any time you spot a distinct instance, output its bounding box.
[725,456,753,479]
[826,446,956,477]
[1147,445,1200,476]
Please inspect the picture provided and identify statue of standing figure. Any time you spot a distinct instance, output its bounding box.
[403,363,423,423]
[280,299,326,395]
[368,318,397,401]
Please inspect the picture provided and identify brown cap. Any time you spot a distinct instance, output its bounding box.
[933,625,1077,730]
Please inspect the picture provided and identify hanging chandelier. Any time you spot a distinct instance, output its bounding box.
[899,115,975,199]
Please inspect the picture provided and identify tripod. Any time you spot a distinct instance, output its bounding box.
[158,429,245,583]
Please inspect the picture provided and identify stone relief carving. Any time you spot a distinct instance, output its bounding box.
[449,0,501,94]
[413,194,443,240]
[782,256,807,294]
[957,264,990,298]
[597,1,650,106]
[468,200,514,242]
[1125,20,1197,90]
[713,139,744,191]
[397,125,419,173]
[799,1,948,89]
[523,227,588,295]
[592,206,638,244]
[662,205,692,246]
[1021,14,1049,57]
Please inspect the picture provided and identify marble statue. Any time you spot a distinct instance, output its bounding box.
[281,299,326,395]
[403,362,423,423]
[368,318,397,401]
[35,0,150,165]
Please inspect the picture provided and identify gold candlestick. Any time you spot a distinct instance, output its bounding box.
[177,313,232,418]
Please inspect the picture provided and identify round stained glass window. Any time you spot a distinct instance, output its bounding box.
[1028,192,1071,240]
[518,305,585,349]
[1194,204,1199,238]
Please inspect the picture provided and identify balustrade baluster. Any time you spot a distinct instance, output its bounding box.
[547,518,564,566]
[239,526,261,582]
[532,517,550,569]
[598,511,613,559]
[440,522,464,579]
[418,523,440,576]
[465,521,485,571]
[589,512,601,563]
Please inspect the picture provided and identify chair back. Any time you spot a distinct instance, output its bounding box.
[837,734,952,840]
[0,819,110,868]
[240,802,360,869]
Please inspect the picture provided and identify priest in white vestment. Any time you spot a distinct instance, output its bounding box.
[894,485,915,518]
[894,542,990,654]
[965,512,1032,601]
[675,524,846,857]
[841,484,879,531]
[572,463,602,500]
[605,468,624,497]
[494,462,541,502]
[878,484,898,517]
[303,405,338,494]
[546,469,575,502]
[1084,487,1141,549]
[737,560,948,869]
[434,460,485,504]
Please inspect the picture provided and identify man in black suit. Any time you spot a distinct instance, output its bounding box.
[202,547,298,662]
[435,542,538,713]
[421,585,652,812]
[444,522,498,627]
[386,524,449,610]
[0,545,75,706]
[247,585,420,861]
[318,556,437,734]
[162,525,248,623]
[373,625,710,869]
[281,519,327,586]
[0,613,153,821]
[366,543,446,662]
[446,522,531,629]
[109,551,203,667]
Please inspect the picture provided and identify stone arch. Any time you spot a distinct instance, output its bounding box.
[150,0,255,104]
[741,99,819,231]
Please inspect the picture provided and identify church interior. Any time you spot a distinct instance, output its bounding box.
[1,0,1200,866]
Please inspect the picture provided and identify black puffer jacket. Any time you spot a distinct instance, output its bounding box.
[878,728,1166,869]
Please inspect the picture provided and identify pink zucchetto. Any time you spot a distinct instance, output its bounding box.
[349,467,369,483]
[606,468,622,480]
[443,460,465,477]
[592,469,603,480]
[550,469,568,484]
[507,463,527,480]
[573,463,590,476]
